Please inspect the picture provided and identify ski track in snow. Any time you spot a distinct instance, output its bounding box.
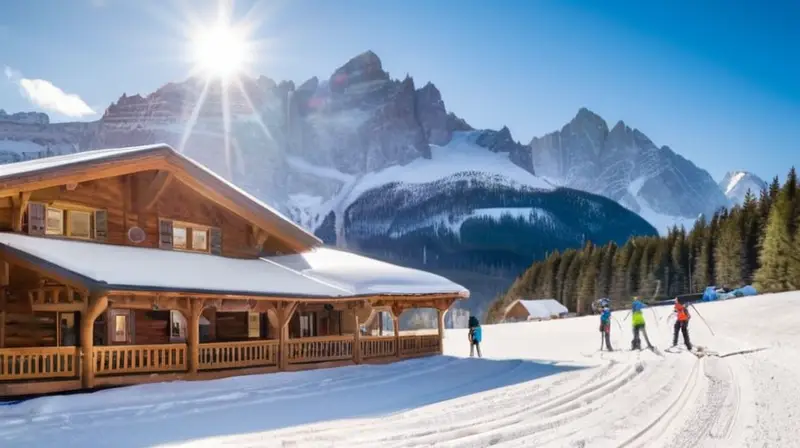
[2,292,800,447]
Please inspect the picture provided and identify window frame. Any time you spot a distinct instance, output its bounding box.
[172,225,189,250]
[66,209,93,239]
[45,207,64,235]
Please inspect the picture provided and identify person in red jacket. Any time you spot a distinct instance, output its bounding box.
[672,298,692,350]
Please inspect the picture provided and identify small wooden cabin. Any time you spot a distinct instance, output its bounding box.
[503,299,568,322]
[0,144,468,397]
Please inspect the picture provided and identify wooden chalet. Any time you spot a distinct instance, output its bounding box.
[0,144,468,397]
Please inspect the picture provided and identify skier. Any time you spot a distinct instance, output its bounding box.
[672,298,693,350]
[599,303,613,351]
[630,298,653,350]
[468,315,482,358]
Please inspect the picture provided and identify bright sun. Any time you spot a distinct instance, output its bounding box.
[191,23,250,79]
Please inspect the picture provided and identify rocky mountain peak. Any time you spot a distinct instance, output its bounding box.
[0,109,49,125]
[530,108,729,225]
[329,50,390,93]
[720,170,767,204]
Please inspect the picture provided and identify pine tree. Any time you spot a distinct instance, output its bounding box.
[741,189,761,283]
[714,209,744,288]
[597,242,617,298]
[556,250,577,304]
[611,242,633,302]
[577,249,600,314]
[670,228,689,295]
[789,215,800,290]
[754,192,793,292]
[563,253,584,311]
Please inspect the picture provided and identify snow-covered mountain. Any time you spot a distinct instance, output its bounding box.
[719,170,768,205]
[1,51,707,317]
[529,108,730,233]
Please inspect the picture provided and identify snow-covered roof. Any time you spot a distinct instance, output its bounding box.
[0,144,162,179]
[509,299,569,319]
[0,233,467,300]
[265,247,469,297]
[0,144,321,248]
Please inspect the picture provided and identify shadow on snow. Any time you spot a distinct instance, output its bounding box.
[0,355,586,447]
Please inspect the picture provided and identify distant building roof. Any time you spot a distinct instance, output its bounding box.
[506,299,568,319]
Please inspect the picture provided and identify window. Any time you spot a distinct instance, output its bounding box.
[173,226,188,249]
[160,219,215,253]
[192,228,208,251]
[67,210,92,238]
[113,313,129,343]
[299,312,317,338]
[46,208,64,235]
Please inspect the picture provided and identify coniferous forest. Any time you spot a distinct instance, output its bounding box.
[487,167,800,323]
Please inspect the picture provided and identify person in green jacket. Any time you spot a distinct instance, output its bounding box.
[630,298,653,350]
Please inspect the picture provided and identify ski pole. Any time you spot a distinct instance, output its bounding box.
[613,316,623,332]
[690,303,715,336]
[649,306,660,329]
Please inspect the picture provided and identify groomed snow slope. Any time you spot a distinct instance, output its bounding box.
[2,292,799,447]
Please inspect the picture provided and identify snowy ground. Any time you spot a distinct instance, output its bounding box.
[2,292,799,447]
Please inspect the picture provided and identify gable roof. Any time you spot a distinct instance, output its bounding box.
[0,144,320,250]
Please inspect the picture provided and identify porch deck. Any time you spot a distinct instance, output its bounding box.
[0,333,441,397]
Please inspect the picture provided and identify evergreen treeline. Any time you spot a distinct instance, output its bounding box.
[487,167,800,323]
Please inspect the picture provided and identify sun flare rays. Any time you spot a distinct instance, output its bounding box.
[169,0,278,189]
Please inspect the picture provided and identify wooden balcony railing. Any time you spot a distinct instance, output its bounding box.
[0,347,78,380]
[399,334,441,357]
[360,336,396,359]
[287,335,354,364]
[199,340,278,371]
[93,344,187,375]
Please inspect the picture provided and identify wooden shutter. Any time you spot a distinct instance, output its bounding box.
[94,210,108,241]
[27,203,46,235]
[209,227,222,255]
[159,219,173,249]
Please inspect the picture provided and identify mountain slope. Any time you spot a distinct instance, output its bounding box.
[529,108,730,233]
[720,170,767,204]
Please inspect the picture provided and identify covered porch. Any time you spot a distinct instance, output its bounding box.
[0,234,466,397]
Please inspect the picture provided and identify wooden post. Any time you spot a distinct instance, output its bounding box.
[392,304,402,359]
[437,309,446,354]
[186,299,205,375]
[81,294,108,389]
[277,301,297,371]
[353,310,361,364]
[0,261,8,348]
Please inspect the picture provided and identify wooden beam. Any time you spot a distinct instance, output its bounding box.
[437,309,446,354]
[0,152,168,199]
[0,261,7,349]
[186,299,205,375]
[81,294,109,389]
[10,191,31,232]
[138,170,173,211]
[249,225,269,250]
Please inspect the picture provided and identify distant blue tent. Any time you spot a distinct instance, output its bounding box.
[740,285,758,296]
[702,286,718,301]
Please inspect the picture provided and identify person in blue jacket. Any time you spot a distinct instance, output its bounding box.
[468,315,482,358]
[599,305,614,351]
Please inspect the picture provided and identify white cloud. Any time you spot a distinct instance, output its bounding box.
[3,66,96,118]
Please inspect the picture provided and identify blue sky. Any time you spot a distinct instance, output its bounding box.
[1,0,798,182]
